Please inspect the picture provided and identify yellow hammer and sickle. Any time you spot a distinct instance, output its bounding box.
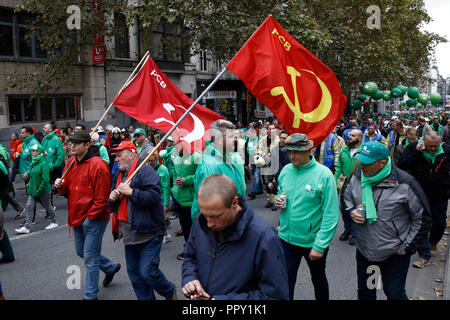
[270,66,332,128]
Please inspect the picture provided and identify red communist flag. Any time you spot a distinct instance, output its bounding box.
[226,16,347,146]
[113,55,223,152]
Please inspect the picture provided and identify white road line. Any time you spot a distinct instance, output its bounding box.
[10,224,69,241]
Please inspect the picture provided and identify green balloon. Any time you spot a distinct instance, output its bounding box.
[416,103,422,108]
[362,82,378,96]
[358,94,367,102]
[430,93,441,105]
[352,99,362,110]
[407,87,419,99]
[401,101,407,106]
[391,87,402,98]
[371,90,383,100]
[417,93,429,105]
[406,99,415,107]
[396,85,407,96]
[382,90,391,101]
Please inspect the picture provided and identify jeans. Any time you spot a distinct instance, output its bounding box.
[340,204,355,235]
[281,240,330,300]
[0,230,15,262]
[73,218,118,300]
[125,235,175,300]
[24,193,56,229]
[356,249,410,300]
[418,200,448,260]
[250,165,264,194]
[10,158,19,183]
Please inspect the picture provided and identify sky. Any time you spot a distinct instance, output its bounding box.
[423,0,450,78]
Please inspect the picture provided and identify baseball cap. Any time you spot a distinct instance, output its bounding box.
[356,141,389,164]
[30,143,44,153]
[69,130,91,143]
[133,128,146,136]
[282,133,313,152]
[54,128,61,134]
[111,141,137,154]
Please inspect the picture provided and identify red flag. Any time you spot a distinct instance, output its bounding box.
[113,55,223,152]
[226,16,347,146]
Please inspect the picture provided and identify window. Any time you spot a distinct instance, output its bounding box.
[0,8,47,60]
[149,21,187,63]
[199,50,208,72]
[8,95,80,124]
[114,13,130,58]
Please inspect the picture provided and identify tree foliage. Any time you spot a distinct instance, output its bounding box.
[5,0,445,99]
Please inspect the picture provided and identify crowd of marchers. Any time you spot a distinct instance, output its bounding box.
[0,108,449,301]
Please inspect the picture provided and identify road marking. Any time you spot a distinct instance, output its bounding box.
[10,224,69,241]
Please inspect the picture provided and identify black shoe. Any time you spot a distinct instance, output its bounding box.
[0,257,15,263]
[103,263,121,287]
[349,235,356,246]
[339,230,351,241]
[247,193,256,200]
[256,191,264,195]
[177,253,185,260]
[271,204,278,211]
[265,202,272,208]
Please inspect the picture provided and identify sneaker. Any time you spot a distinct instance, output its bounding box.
[413,258,430,268]
[163,234,171,244]
[103,263,121,287]
[271,204,278,211]
[169,213,178,220]
[264,202,272,208]
[177,253,185,260]
[14,208,25,220]
[15,226,30,234]
[45,222,58,230]
[339,230,351,241]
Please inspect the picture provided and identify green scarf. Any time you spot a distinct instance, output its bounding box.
[423,144,444,164]
[361,158,392,224]
[31,153,44,167]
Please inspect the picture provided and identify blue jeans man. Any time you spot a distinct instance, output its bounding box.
[125,235,175,300]
[249,165,264,196]
[73,218,119,300]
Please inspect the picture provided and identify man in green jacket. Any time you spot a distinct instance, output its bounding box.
[191,119,246,221]
[42,123,65,209]
[15,143,58,234]
[334,129,363,245]
[274,133,339,300]
[19,126,41,185]
[170,144,201,260]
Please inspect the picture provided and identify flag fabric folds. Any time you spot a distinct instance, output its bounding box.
[113,55,223,152]
[226,15,347,146]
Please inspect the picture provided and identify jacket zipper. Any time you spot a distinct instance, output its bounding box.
[205,242,220,292]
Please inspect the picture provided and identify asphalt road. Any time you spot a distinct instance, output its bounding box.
[0,181,448,300]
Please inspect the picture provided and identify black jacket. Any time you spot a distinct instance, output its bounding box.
[398,142,450,201]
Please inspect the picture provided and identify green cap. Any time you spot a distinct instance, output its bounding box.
[30,143,44,153]
[356,141,389,164]
[133,128,146,135]
[282,133,313,152]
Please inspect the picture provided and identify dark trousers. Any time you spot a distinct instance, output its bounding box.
[0,230,15,262]
[356,249,410,300]
[281,239,329,300]
[418,200,449,260]
[49,166,63,207]
[10,158,19,183]
[174,200,192,243]
[340,204,355,235]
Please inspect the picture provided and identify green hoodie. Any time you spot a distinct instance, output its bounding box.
[277,157,339,253]
[171,151,202,207]
[160,145,175,177]
[191,142,246,221]
[41,131,65,171]
[154,163,171,207]
[27,153,51,197]
[19,135,41,178]
[0,144,10,168]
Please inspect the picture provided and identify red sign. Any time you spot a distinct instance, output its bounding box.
[92,44,106,64]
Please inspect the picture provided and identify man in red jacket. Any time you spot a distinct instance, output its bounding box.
[55,130,121,300]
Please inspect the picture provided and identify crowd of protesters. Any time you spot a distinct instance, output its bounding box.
[0,108,449,300]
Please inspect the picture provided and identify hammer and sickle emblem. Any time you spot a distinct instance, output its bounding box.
[270,66,332,128]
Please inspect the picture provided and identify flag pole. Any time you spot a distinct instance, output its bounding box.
[91,51,150,133]
[125,67,228,184]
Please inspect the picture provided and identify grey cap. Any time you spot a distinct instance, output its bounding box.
[69,130,91,143]
[281,133,314,152]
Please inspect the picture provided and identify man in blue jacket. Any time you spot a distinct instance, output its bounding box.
[181,174,289,300]
[109,141,176,300]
